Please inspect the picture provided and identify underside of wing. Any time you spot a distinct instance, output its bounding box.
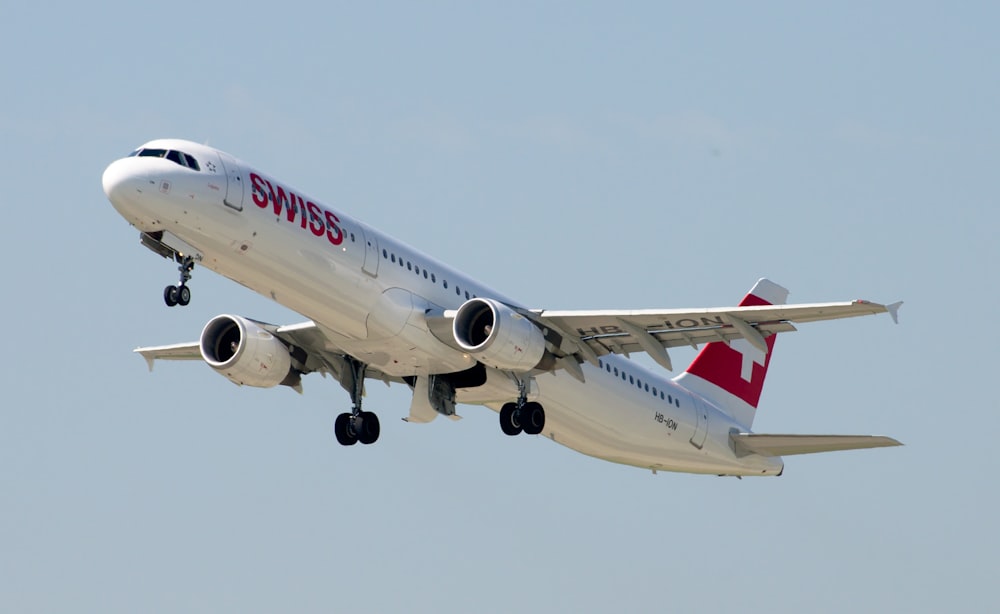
[731,433,903,457]
[271,321,405,386]
[134,319,404,390]
[532,298,900,372]
[135,342,202,371]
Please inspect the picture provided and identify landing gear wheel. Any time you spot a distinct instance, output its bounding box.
[163,285,179,307]
[334,412,358,446]
[520,402,545,435]
[357,411,380,445]
[162,254,195,307]
[499,402,523,436]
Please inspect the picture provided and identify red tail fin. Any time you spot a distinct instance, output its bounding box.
[673,279,789,428]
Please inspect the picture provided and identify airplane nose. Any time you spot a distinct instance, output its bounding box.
[102,158,134,201]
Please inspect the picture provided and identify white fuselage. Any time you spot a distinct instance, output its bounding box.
[103,139,783,476]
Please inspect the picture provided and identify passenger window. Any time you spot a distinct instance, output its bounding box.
[414,265,420,275]
[613,367,618,376]
[407,262,412,271]
[675,398,680,408]
[443,280,448,289]
[629,375,634,384]
[644,383,649,392]
[382,249,388,259]
[652,387,657,396]
[660,392,665,400]
[423,270,428,279]
[431,273,436,283]
[606,364,611,373]
[391,254,396,263]
[465,291,470,299]
[456,286,461,295]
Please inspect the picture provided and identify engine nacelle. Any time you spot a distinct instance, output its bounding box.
[452,298,546,372]
[200,314,293,388]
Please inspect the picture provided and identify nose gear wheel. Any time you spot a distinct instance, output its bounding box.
[163,255,195,307]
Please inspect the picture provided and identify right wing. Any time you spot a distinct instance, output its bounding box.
[134,319,404,392]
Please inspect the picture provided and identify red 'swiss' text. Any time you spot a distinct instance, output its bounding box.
[250,172,344,246]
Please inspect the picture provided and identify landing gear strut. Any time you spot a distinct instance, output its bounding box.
[499,377,545,437]
[334,358,380,446]
[163,255,195,307]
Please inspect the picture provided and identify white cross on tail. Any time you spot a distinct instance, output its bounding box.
[730,338,767,382]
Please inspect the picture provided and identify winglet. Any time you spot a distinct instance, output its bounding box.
[887,301,903,324]
[136,349,155,372]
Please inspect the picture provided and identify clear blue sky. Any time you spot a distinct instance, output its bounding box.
[1,2,995,612]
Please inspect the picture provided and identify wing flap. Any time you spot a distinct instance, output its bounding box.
[731,433,903,457]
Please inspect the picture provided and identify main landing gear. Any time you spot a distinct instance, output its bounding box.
[499,378,545,437]
[163,255,195,307]
[334,359,381,446]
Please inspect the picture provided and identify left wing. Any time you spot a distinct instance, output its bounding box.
[530,299,902,372]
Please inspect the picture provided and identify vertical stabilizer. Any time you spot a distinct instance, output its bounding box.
[673,279,788,428]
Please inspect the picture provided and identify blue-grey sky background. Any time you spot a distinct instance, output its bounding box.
[1,2,995,612]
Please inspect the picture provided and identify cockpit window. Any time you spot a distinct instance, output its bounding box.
[133,148,200,171]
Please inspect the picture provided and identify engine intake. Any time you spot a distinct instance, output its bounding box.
[453,298,546,372]
[200,314,293,388]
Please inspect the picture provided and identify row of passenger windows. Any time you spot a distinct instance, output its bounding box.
[381,248,478,300]
[129,148,201,171]
[598,359,682,408]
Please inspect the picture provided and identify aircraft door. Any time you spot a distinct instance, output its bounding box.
[217,152,244,211]
[690,397,709,449]
[360,226,379,278]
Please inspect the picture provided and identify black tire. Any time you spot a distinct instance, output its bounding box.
[163,285,179,307]
[358,411,380,445]
[334,412,358,446]
[177,285,191,306]
[521,402,545,435]
[499,402,522,436]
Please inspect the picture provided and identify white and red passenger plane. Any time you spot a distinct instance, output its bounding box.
[103,139,902,477]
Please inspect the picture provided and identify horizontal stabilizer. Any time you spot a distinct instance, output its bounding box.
[731,433,902,457]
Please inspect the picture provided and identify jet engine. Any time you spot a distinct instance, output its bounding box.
[200,314,294,387]
[452,298,546,372]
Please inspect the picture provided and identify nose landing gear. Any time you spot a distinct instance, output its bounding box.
[164,255,195,307]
